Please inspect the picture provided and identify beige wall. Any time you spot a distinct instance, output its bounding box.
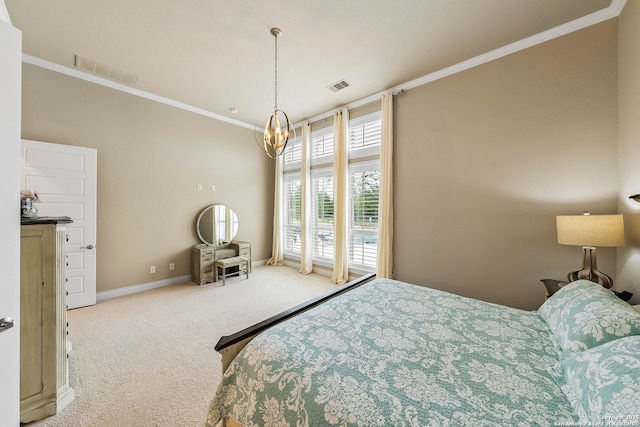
[616,1,640,305]
[21,64,274,293]
[20,16,628,309]
[394,20,619,310]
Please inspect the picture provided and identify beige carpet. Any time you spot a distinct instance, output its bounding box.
[26,265,336,427]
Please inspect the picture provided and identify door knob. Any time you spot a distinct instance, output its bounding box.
[81,244,94,250]
[0,317,15,334]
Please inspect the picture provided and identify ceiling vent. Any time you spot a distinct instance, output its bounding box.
[327,79,350,92]
[74,55,138,86]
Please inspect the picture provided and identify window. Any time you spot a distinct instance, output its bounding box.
[283,132,302,256]
[279,110,383,272]
[349,111,382,159]
[310,125,335,263]
[312,169,334,262]
[350,115,382,151]
[311,126,334,165]
[348,112,382,271]
[349,164,380,269]
[283,133,302,171]
[283,174,301,255]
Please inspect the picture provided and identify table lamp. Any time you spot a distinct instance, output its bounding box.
[556,212,624,288]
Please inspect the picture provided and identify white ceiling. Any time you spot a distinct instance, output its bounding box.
[5,0,617,128]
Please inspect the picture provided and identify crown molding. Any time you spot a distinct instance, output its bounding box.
[0,0,11,24]
[22,0,626,131]
[22,54,255,130]
[303,0,626,125]
[393,0,626,94]
[611,0,628,15]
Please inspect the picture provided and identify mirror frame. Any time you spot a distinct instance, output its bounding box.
[196,204,239,246]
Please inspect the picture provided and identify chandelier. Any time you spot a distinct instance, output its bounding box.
[255,28,295,159]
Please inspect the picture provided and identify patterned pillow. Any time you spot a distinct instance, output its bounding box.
[537,280,640,355]
[560,335,640,422]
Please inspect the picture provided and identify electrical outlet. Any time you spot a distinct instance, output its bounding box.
[169,263,175,271]
[150,266,156,274]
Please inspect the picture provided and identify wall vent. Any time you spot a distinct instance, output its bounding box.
[74,55,138,86]
[327,79,350,92]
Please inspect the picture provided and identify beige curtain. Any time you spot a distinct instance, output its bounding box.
[299,121,313,274]
[224,206,232,242]
[332,108,349,284]
[267,155,285,265]
[210,207,219,245]
[376,92,394,278]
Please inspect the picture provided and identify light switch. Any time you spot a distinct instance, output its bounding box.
[211,185,216,192]
[197,184,202,191]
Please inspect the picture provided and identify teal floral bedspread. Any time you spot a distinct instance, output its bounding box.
[206,278,578,426]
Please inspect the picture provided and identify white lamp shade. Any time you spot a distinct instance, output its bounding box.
[556,214,625,247]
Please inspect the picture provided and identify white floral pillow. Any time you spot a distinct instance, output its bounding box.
[537,280,640,355]
[560,336,640,423]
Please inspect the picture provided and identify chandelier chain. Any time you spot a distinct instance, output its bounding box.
[274,33,278,111]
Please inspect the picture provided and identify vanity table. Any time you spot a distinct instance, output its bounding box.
[191,204,251,285]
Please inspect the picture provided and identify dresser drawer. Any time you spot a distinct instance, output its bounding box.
[215,249,236,260]
[233,241,251,272]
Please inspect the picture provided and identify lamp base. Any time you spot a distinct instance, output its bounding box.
[567,246,613,288]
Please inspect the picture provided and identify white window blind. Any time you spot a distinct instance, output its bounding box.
[349,111,382,159]
[312,169,334,261]
[349,164,380,269]
[348,111,382,271]
[311,127,334,165]
[283,134,302,170]
[283,174,301,255]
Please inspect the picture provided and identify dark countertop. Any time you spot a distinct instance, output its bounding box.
[21,216,73,225]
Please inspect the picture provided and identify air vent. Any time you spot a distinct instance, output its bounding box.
[74,55,138,86]
[327,79,350,92]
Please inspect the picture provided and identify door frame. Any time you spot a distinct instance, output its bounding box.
[0,14,22,427]
[21,140,97,309]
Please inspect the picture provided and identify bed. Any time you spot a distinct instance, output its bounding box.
[206,276,640,426]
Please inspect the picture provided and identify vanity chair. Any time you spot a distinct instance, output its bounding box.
[191,204,251,286]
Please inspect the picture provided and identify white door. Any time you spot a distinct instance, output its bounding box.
[21,140,98,309]
[0,17,22,427]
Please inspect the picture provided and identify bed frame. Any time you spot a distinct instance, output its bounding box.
[215,273,376,372]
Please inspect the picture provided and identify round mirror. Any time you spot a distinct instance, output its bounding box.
[196,204,239,245]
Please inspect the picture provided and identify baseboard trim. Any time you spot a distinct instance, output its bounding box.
[96,260,268,302]
[253,259,267,268]
[96,274,192,302]
[281,258,367,282]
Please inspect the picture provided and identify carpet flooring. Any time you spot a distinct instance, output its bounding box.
[26,265,336,427]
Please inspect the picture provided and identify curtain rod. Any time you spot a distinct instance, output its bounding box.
[295,91,393,127]
[295,1,623,128]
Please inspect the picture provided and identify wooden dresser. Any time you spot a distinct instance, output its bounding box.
[20,218,74,423]
[192,241,251,285]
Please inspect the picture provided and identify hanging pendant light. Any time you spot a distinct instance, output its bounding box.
[255,28,295,159]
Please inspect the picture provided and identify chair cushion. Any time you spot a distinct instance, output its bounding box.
[216,256,248,267]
